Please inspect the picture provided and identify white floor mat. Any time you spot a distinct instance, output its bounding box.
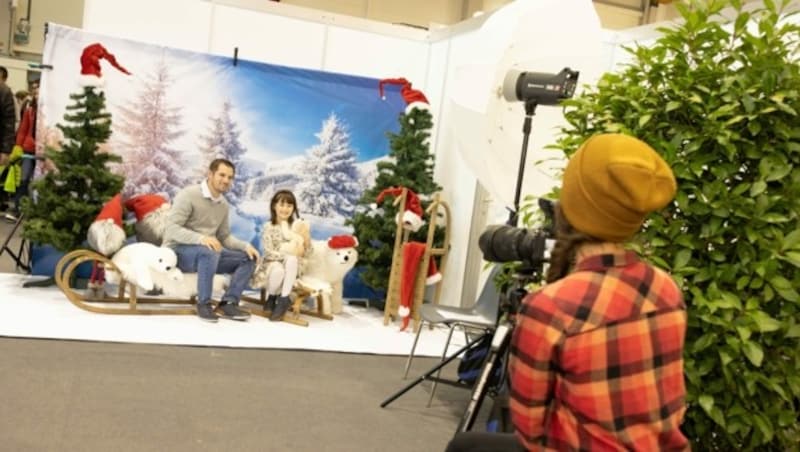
[0,272,469,357]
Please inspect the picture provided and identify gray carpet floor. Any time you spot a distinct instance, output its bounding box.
[0,216,483,452]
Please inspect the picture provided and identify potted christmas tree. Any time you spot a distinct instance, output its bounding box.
[22,43,129,286]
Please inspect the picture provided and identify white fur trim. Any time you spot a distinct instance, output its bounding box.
[87,219,126,256]
[401,211,424,232]
[398,305,410,317]
[78,75,105,88]
[405,102,430,114]
[426,272,442,285]
[134,203,170,245]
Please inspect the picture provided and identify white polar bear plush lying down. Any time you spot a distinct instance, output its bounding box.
[105,243,178,292]
[299,235,358,315]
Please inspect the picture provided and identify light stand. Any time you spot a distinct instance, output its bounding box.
[380,100,541,432]
[508,99,538,226]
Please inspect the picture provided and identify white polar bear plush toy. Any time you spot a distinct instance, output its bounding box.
[105,242,178,292]
[299,235,358,315]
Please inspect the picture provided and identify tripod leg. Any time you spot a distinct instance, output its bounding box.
[380,332,486,408]
[403,319,425,379]
[427,322,457,407]
[457,324,512,433]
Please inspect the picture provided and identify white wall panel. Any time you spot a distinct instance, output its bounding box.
[322,26,429,83]
[209,4,327,69]
[83,0,212,53]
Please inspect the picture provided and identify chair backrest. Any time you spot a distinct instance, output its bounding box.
[472,266,502,322]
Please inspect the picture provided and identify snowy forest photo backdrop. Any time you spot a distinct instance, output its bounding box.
[39,24,407,248]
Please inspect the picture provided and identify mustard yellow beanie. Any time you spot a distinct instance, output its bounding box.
[560,133,677,242]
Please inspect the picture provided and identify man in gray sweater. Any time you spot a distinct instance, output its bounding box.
[163,158,260,322]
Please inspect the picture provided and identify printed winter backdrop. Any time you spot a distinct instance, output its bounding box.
[39,24,407,248]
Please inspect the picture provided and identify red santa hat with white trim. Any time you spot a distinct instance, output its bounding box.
[87,193,126,256]
[328,235,359,249]
[79,42,131,87]
[376,186,424,232]
[378,77,430,114]
[124,194,171,245]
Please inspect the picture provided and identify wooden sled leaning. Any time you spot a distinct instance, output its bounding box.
[55,249,333,327]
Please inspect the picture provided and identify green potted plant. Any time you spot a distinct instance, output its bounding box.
[548,0,800,448]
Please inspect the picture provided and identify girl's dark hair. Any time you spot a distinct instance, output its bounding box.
[270,190,299,225]
[545,203,599,283]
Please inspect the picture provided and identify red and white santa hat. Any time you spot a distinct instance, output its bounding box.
[376,186,424,232]
[328,235,359,249]
[378,77,430,114]
[87,193,126,256]
[124,194,168,221]
[79,42,131,87]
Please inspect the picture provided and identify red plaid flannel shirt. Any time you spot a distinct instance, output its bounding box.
[509,250,689,451]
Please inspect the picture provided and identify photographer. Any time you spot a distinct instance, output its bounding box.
[447,133,688,451]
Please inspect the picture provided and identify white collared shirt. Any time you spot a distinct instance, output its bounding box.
[200,180,223,203]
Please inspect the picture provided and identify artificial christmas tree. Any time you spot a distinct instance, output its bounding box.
[22,43,127,259]
[346,78,441,294]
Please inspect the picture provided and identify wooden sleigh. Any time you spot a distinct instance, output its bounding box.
[54,249,334,327]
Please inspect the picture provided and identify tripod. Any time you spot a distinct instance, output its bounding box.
[0,212,31,272]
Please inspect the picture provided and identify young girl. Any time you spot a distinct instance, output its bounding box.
[250,190,311,321]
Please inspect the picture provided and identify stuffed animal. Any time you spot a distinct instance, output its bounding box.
[299,235,358,315]
[276,219,310,257]
[104,242,178,292]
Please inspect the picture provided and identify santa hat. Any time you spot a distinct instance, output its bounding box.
[124,194,171,245]
[124,194,168,221]
[378,78,430,114]
[376,186,424,232]
[87,193,126,256]
[79,43,131,87]
[398,242,442,330]
[328,235,359,249]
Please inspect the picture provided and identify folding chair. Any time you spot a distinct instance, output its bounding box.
[404,266,501,406]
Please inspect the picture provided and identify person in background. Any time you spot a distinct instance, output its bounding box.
[0,67,17,210]
[162,158,260,323]
[250,189,311,321]
[4,81,38,222]
[14,89,28,129]
[446,133,688,452]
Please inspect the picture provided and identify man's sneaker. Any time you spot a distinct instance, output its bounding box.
[3,211,19,222]
[196,304,219,323]
[216,302,251,321]
[269,296,292,322]
[264,294,277,313]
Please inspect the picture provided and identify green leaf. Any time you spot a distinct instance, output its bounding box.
[753,413,774,442]
[770,275,793,290]
[749,310,782,333]
[698,394,714,414]
[638,114,652,128]
[673,249,692,270]
[782,229,800,250]
[786,324,800,338]
[665,101,681,112]
[743,341,764,367]
[750,181,767,196]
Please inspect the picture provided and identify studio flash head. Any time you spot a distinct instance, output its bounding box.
[502,67,580,106]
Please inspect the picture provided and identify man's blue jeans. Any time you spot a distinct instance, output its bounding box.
[172,245,255,305]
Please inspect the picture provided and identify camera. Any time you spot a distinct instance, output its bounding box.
[502,67,580,105]
[478,199,555,268]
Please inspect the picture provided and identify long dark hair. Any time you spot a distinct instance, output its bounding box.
[270,190,299,225]
[545,203,600,283]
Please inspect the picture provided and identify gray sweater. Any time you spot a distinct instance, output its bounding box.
[162,183,249,251]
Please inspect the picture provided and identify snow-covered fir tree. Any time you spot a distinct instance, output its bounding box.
[196,101,249,204]
[296,113,361,219]
[113,61,186,199]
